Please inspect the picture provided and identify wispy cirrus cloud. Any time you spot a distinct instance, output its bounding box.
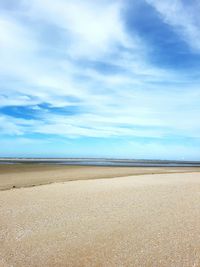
[145,0,200,52]
[0,0,200,159]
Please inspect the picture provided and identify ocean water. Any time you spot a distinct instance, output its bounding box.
[1,159,200,167]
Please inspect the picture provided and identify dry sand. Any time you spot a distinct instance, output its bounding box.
[0,164,200,190]
[1,171,200,266]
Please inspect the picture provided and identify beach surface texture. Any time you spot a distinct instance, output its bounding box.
[0,167,200,266]
[0,164,199,190]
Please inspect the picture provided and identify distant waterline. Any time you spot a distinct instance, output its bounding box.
[1,158,200,167]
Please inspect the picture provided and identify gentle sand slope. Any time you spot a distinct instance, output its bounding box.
[0,172,200,266]
[1,164,200,190]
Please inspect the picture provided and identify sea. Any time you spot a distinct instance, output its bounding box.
[0,158,200,167]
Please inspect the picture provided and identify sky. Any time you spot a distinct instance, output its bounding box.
[1,0,200,159]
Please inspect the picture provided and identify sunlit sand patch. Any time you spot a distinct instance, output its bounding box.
[0,172,200,266]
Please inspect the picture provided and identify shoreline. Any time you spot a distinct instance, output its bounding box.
[1,158,200,167]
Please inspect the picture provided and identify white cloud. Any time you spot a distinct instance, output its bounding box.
[0,0,200,148]
[22,0,133,58]
[0,115,27,135]
[145,0,200,52]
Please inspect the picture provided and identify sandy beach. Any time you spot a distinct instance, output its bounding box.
[0,168,200,266]
[0,164,200,190]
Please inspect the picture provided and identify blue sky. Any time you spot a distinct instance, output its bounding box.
[1,0,200,159]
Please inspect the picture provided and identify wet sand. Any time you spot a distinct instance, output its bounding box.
[1,164,200,190]
[0,171,200,266]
